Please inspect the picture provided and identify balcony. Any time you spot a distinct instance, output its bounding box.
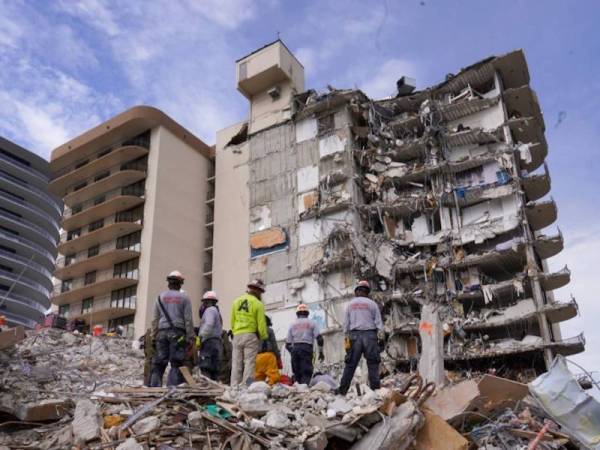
[506,117,547,172]
[62,187,144,231]
[68,294,136,323]
[203,261,213,275]
[0,190,59,234]
[204,236,213,250]
[52,267,138,306]
[55,240,140,279]
[50,145,149,196]
[0,151,49,186]
[0,247,53,288]
[0,208,57,251]
[206,188,215,204]
[63,164,146,208]
[552,333,585,357]
[534,231,563,260]
[57,215,142,255]
[1,289,48,316]
[525,198,557,231]
[0,267,50,304]
[522,163,550,202]
[539,266,570,291]
[0,309,38,329]
[205,212,214,228]
[0,228,55,269]
[0,170,62,216]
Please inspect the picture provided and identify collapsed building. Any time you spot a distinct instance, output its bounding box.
[212,41,584,383]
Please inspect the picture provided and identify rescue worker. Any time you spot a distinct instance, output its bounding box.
[150,270,194,387]
[219,330,233,384]
[285,304,324,385]
[230,279,268,385]
[255,315,282,385]
[338,280,384,395]
[198,291,223,380]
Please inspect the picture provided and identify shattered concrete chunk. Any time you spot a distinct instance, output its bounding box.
[247,381,271,395]
[116,438,143,450]
[187,410,203,427]
[329,397,352,415]
[131,415,160,435]
[310,381,332,392]
[264,408,291,429]
[305,431,328,450]
[72,399,101,443]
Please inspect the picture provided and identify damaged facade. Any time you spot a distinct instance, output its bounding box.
[213,41,583,382]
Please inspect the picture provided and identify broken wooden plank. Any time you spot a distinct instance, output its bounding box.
[0,326,25,350]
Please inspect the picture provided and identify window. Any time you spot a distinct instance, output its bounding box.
[88,219,104,232]
[0,245,16,254]
[73,181,87,192]
[108,314,135,337]
[0,188,24,202]
[61,279,73,293]
[122,180,144,197]
[81,297,93,314]
[117,231,141,251]
[93,195,106,206]
[87,245,99,258]
[97,148,111,159]
[122,130,150,149]
[0,225,18,236]
[113,258,138,279]
[110,286,137,309]
[116,205,143,223]
[121,155,148,172]
[65,254,76,266]
[67,228,81,241]
[94,171,110,182]
[317,114,335,135]
[0,264,13,273]
[84,271,96,285]
[71,204,82,215]
[0,149,30,167]
[58,304,70,318]
[75,159,89,169]
[0,206,21,219]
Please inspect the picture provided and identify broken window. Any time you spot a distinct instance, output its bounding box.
[317,114,334,135]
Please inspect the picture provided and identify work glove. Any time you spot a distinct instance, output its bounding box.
[344,337,351,351]
[277,357,283,369]
[318,350,325,362]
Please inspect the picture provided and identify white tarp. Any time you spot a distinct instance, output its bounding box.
[529,355,600,449]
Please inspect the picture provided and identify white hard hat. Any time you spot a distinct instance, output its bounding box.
[203,291,218,301]
[167,270,184,281]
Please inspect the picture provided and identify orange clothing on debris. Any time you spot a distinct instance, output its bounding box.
[254,352,281,385]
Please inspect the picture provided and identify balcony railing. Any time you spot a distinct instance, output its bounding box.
[0,191,59,232]
[0,289,48,314]
[53,131,151,179]
[0,267,50,297]
[0,152,49,184]
[204,236,213,248]
[53,266,138,296]
[205,212,214,223]
[56,238,140,269]
[0,229,54,263]
[0,208,57,246]
[64,185,144,218]
[64,159,147,197]
[203,261,212,273]
[0,170,62,215]
[0,248,52,279]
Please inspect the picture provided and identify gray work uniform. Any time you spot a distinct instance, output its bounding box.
[343,296,384,333]
[198,305,223,381]
[339,296,384,394]
[150,290,194,387]
[286,317,321,385]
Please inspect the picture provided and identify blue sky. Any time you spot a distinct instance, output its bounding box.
[1,0,599,373]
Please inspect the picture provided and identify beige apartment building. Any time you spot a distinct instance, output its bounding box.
[50,106,214,338]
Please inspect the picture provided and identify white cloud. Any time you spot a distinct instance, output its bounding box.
[550,227,600,373]
[57,0,120,36]
[0,58,122,156]
[360,58,420,99]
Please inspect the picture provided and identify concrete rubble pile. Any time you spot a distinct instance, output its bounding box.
[2,328,598,449]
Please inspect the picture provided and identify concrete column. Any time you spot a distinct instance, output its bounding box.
[418,302,445,385]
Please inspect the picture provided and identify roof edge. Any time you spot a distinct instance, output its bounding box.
[50,105,213,168]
